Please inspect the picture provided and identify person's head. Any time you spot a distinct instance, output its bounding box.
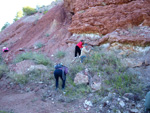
[3,47,6,50]
[81,40,84,43]
[83,43,88,48]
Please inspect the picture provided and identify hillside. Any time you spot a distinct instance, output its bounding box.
[0,0,150,113]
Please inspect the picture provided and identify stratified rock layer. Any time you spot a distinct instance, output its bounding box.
[0,3,72,61]
[64,0,150,35]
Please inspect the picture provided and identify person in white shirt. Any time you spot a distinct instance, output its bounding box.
[80,44,91,63]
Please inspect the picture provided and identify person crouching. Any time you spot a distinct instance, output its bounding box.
[2,47,9,52]
[54,63,68,90]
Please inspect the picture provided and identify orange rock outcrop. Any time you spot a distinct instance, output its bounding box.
[64,0,150,35]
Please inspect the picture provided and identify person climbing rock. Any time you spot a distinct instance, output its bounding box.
[2,47,9,52]
[72,40,84,63]
[80,43,91,63]
[75,40,84,58]
[54,63,68,90]
[145,91,150,113]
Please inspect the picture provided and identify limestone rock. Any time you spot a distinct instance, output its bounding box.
[74,72,89,85]
[124,93,135,100]
[83,100,93,111]
[91,75,101,91]
[12,60,35,74]
[91,82,101,91]
[129,109,139,113]
[119,101,125,108]
[27,65,48,72]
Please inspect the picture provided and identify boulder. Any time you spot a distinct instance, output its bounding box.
[91,75,101,91]
[12,60,35,74]
[74,72,89,85]
[27,65,48,72]
[83,100,93,111]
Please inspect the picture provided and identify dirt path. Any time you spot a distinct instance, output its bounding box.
[0,90,83,113]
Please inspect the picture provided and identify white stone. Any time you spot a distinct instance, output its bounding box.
[130,109,139,113]
[119,101,125,107]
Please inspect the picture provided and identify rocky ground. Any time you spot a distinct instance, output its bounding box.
[0,0,150,113]
[0,43,150,113]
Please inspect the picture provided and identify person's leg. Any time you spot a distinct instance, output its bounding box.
[60,74,66,89]
[80,55,86,63]
[75,46,78,57]
[78,48,81,56]
[54,70,60,89]
[4,50,8,52]
[76,46,81,56]
[54,75,59,89]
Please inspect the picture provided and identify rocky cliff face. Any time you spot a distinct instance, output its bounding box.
[64,0,150,35]
[0,0,150,61]
[0,3,72,61]
[64,0,150,46]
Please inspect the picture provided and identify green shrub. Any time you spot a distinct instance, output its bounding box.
[33,53,51,66]
[65,76,91,98]
[45,33,50,37]
[69,63,84,78]
[0,111,14,113]
[105,73,142,95]
[8,72,28,84]
[35,42,44,49]
[1,22,10,31]
[27,69,51,83]
[83,50,142,95]
[23,6,37,16]
[14,52,52,66]
[14,52,33,63]
[56,51,66,59]
[0,64,7,78]
[43,10,48,14]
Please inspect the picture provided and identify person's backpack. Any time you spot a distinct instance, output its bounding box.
[55,64,68,74]
[63,66,69,74]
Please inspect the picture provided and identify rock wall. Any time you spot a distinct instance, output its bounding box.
[0,3,72,61]
[64,0,150,35]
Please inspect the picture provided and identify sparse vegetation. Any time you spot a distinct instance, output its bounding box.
[35,42,44,49]
[83,50,142,95]
[1,22,10,31]
[56,51,66,59]
[0,111,14,113]
[14,52,52,66]
[14,10,23,22]
[8,68,52,85]
[0,64,8,79]
[8,72,28,84]
[45,33,50,37]
[23,6,37,16]
[43,10,48,14]
[0,54,8,78]
[65,76,91,98]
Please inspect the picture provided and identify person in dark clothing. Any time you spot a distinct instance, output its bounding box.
[75,40,84,57]
[54,69,66,90]
[54,64,68,90]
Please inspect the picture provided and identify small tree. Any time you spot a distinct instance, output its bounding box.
[1,22,10,31]
[23,6,37,16]
[14,10,23,22]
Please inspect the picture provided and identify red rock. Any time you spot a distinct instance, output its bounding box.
[0,4,72,62]
[64,0,150,35]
